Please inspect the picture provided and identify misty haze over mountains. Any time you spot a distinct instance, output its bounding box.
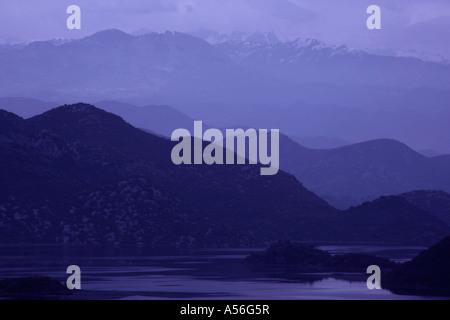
[0,29,450,153]
[279,136,450,209]
[1,0,450,300]
[0,29,449,233]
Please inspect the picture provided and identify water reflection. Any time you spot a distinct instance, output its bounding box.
[0,245,435,300]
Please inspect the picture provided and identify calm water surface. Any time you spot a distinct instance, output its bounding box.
[0,245,440,300]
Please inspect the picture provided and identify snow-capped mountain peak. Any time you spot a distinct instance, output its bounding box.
[214,35,359,64]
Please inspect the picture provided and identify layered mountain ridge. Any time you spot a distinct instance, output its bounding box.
[1,29,450,153]
[1,103,449,246]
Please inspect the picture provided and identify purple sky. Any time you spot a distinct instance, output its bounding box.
[1,0,449,58]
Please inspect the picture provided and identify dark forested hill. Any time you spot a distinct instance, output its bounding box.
[383,236,450,296]
[0,104,336,246]
[400,190,450,227]
[1,104,449,246]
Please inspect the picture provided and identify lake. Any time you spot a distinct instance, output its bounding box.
[0,244,441,300]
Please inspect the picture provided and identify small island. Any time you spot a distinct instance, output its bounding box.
[244,240,397,273]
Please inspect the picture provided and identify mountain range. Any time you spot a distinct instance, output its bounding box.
[1,97,449,210]
[214,36,450,88]
[0,29,274,108]
[1,29,450,153]
[0,103,334,246]
[1,103,449,246]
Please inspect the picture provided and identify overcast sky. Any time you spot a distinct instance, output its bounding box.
[0,0,449,57]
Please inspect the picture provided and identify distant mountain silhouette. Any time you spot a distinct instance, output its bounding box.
[0,97,58,118]
[1,29,450,152]
[0,29,279,108]
[215,37,450,88]
[280,136,450,209]
[95,100,197,137]
[1,104,449,246]
[216,99,450,155]
[289,135,350,149]
[213,36,450,154]
[0,98,196,138]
